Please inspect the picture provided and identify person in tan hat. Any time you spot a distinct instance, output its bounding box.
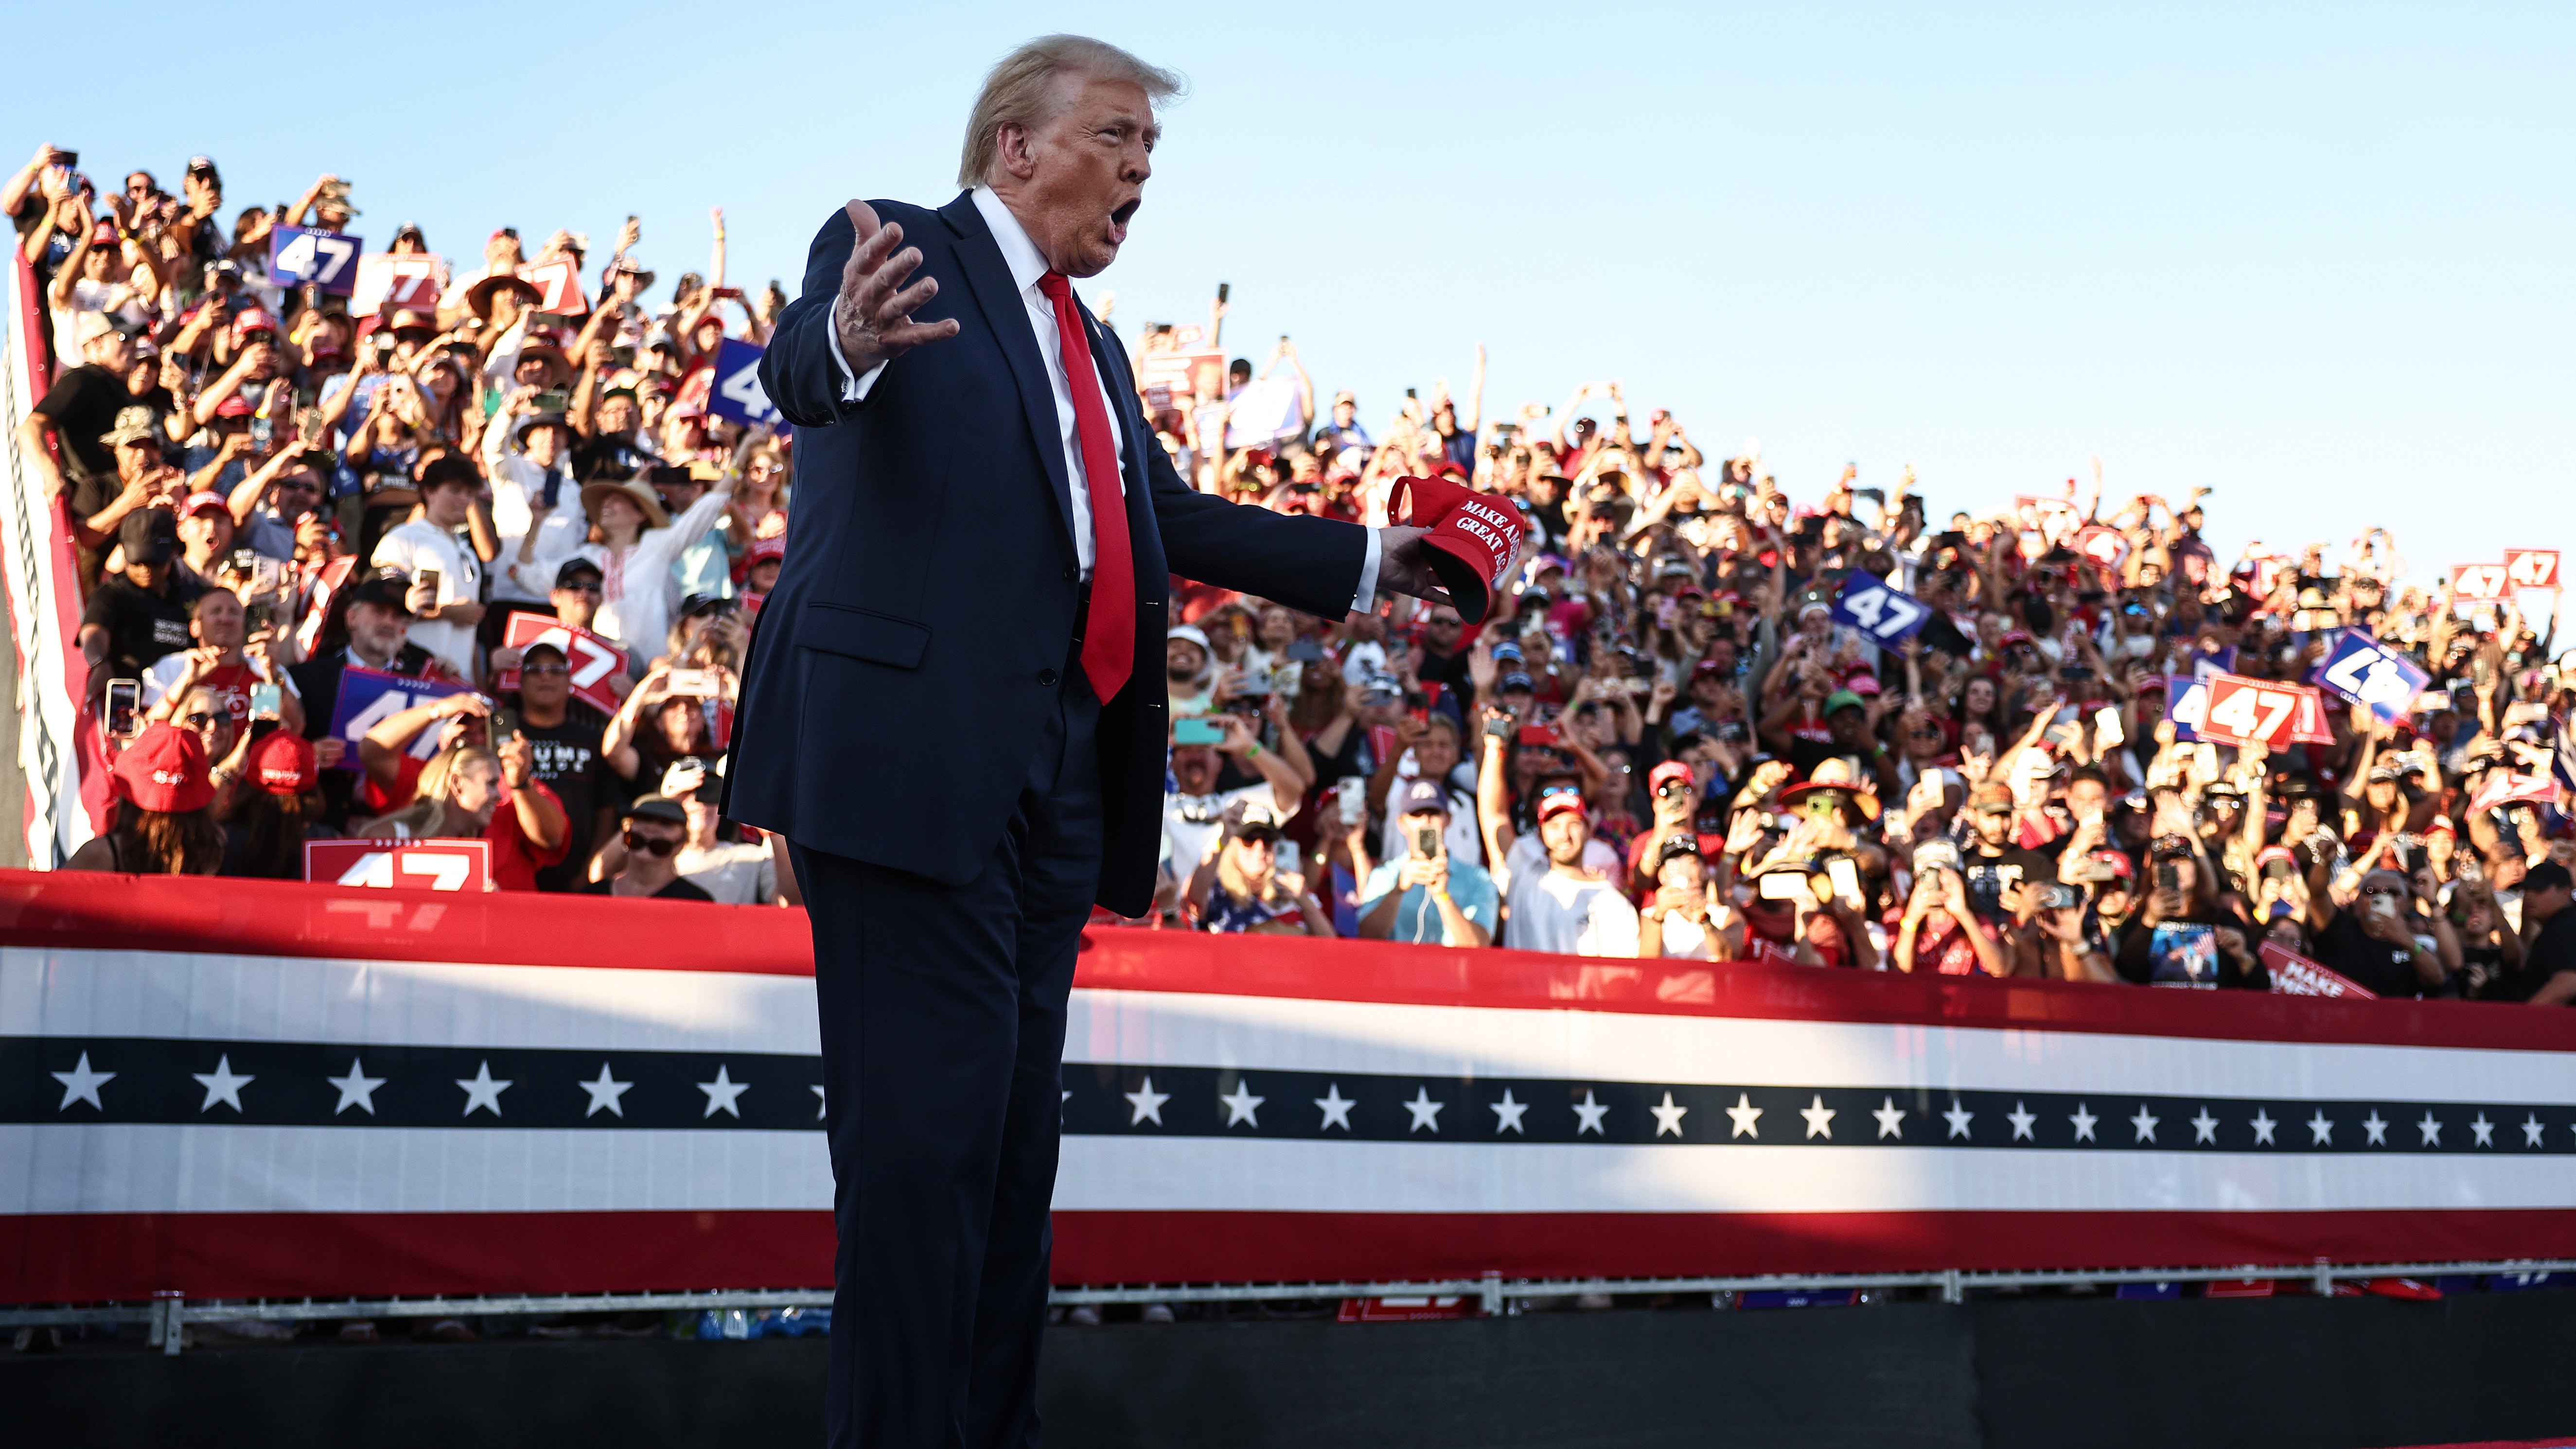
[566,463,729,657]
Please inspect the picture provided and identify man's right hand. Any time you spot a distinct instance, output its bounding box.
[833,200,961,377]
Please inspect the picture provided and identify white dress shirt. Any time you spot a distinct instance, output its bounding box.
[830,187,1379,608]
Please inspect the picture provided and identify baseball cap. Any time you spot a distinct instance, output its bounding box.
[1913,838,1963,874]
[72,312,124,348]
[212,393,253,420]
[745,535,785,566]
[342,566,416,614]
[1537,789,1588,825]
[1968,781,2016,815]
[110,722,213,814]
[2526,861,2575,894]
[1359,672,1403,700]
[247,731,318,796]
[1499,671,1535,693]
[1396,777,1450,816]
[1166,624,1210,652]
[100,404,160,450]
[619,794,688,826]
[1823,689,1866,716]
[231,306,276,336]
[118,508,178,565]
[554,557,604,589]
[179,490,229,519]
[1648,760,1694,794]
[1235,803,1283,841]
[1655,833,1703,867]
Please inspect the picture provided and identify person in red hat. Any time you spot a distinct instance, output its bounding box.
[66,722,223,874]
[739,534,784,616]
[173,489,234,582]
[226,731,325,879]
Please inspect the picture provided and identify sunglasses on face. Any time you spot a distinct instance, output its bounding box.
[559,581,604,595]
[520,663,570,678]
[181,711,218,728]
[624,831,680,857]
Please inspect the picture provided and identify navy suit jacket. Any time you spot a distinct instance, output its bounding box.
[723,192,1366,915]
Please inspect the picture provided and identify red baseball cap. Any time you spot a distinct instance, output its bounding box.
[1537,790,1589,824]
[746,535,785,565]
[112,722,214,814]
[248,731,318,795]
[231,307,276,336]
[1387,474,1519,624]
[180,490,229,518]
[213,394,252,419]
[1648,760,1694,793]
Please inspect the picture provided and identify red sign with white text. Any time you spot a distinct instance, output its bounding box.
[302,838,491,893]
[2503,549,2561,592]
[2450,563,2510,602]
[2199,674,2331,751]
[519,258,589,316]
[2259,941,2377,1000]
[494,613,629,715]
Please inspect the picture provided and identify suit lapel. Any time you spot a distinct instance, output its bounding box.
[936,192,1078,561]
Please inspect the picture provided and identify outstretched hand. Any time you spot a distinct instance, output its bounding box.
[1375,525,1454,608]
[833,200,962,376]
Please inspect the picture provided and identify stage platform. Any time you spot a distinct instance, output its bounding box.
[11,1290,2573,1449]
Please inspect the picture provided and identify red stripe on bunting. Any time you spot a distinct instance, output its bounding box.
[6,869,2576,1049]
[14,1208,2576,1302]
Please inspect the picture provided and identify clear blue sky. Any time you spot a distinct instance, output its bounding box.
[12,1,2571,589]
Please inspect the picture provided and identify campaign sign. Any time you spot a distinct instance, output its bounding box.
[2198,673,2327,751]
[519,258,588,315]
[494,613,628,715]
[304,838,491,893]
[2450,562,2510,602]
[2164,677,2211,743]
[268,225,363,296]
[2313,630,2430,725]
[323,666,471,772]
[352,253,442,314]
[1831,574,1929,644]
[2073,525,2129,574]
[1223,376,1306,448]
[2259,941,2377,1000]
[707,337,787,435]
[2504,548,2561,592]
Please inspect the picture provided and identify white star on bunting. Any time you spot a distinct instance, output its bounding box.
[1124,1077,1170,1125]
[1313,1084,1355,1131]
[2470,1114,2495,1148]
[2306,1111,2333,1146]
[2190,1108,2219,1144]
[1872,1097,1906,1139]
[326,1057,384,1116]
[2362,1111,2388,1145]
[192,1055,253,1113]
[697,1065,748,1119]
[1800,1094,1836,1140]
[812,1084,828,1120]
[2417,1112,2443,1147]
[1403,1087,1445,1133]
[2068,1104,2098,1142]
[2006,1101,2036,1141]
[1218,1080,1265,1128]
[1571,1090,1609,1136]
[2250,1110,2277,1146]
[50,1052,114,1111]
[579,1063,633,1118]
[1651,1091,1690,1139]
[1489,1090,1528,1135]
[1943,1100,1974,1139]
[2129,1105,2159,1143]
[2523,1115,2545,1148]
[1725,1092,1762,1139]
[456,1061,511,1117]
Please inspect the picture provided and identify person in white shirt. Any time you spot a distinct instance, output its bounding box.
[1160,711,1307,883]
[1487,787,1640,957]
[660,758,794,906]
[368,457,485,681]
[1637,835,1741,961]
[575,469,730,661]
[485,401,585,605]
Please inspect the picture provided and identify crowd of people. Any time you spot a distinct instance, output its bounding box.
[12,141,2575,1001]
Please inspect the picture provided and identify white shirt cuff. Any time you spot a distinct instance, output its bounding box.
[1350,526,1384,613]
[826,321,887,402]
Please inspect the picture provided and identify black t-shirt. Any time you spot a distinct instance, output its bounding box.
[518,712,610,891]
[80,573,200,677]
[2503,908,2576,1004]
[1960,841,2055,925]
[35,364,130,489]
[2114,906,2264,989]
[572,431,652,482]
[2312,907,2434,999]
[582,874,713,902]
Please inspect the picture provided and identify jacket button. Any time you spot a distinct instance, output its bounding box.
[1062,565,1077,582]
[1038,668,1059,687]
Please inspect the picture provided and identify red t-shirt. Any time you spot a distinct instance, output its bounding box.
[485,778,569,890]
[1909,913,2001,976]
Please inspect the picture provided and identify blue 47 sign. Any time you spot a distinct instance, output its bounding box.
[708,337,789,435]
[2312,630,2429,725]
[267,225,364,295]
[1832,574,1930,644]
[322,666,471,772]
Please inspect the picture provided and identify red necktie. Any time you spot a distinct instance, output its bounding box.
[1037,271,1134,702]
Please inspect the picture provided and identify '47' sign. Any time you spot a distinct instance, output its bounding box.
[708,337,788,435]
[2313,629,2430,725]
[2199,673,2333,751]
[268,225,363,295]
[1831,575,1929,644]
[304,839,491,893]
[494,612,628,715]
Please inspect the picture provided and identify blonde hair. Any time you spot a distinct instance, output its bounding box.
[957,35,1184,187]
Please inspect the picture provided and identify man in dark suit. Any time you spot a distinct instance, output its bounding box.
[724,34,1465,1449]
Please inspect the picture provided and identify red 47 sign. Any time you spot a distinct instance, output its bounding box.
[304,838,491,892]
[2504,549,2561,591]
[494,612,629,714]
[2199,673,2333,751]
[2450,562,2510,601]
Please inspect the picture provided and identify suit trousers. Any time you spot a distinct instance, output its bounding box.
[789,668,1102,1449]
